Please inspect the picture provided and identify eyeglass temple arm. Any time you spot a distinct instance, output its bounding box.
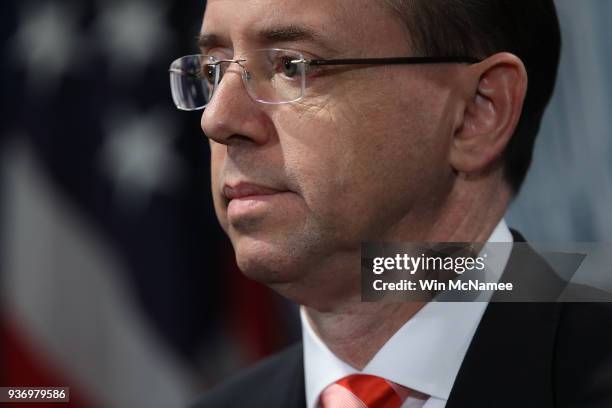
[300,56,481,66]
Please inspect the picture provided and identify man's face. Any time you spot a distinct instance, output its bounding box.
[202,0,463,304]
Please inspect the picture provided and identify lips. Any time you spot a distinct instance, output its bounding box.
[222,183,286,201]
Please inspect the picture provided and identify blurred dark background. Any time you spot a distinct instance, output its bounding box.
[1,1,298,407]
[0,0,610,407]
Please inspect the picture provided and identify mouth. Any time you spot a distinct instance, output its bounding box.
[222,182,293,221]
[222,182,289,201]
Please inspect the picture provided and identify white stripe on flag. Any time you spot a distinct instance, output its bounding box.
[1,138,196,408]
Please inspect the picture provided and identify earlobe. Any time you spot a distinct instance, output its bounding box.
[450,52,528,174]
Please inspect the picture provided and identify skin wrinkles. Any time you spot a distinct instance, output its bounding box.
[204,0,457,309]
[202,0,525,368]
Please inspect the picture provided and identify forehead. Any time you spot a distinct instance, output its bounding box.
[201,0,411,54]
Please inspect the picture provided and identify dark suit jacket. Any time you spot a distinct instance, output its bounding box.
[192,231,612,408]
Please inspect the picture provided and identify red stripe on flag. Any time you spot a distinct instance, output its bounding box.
[224,247,289,361]
[1,316,96,408]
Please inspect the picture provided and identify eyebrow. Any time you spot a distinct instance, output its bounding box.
[259,25,321,43]
[197,33,222,50]
[197,25,339,54]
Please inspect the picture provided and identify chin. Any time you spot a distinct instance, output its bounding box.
[230,232,361,308]
[231,234,309,285]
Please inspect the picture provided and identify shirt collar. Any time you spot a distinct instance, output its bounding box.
[301,218,513,408]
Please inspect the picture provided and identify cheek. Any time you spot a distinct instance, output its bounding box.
[271,103,401,237]
[274,86,451,239]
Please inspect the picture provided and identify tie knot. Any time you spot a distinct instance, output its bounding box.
[320,374,412,408]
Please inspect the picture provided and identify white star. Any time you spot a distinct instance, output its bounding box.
[11,2,84,94]
[92,0,174,78]
[99,107,184,211]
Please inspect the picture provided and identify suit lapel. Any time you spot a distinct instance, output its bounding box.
[284,346,307,408]
[446,231,562,407]
[263,343,306,408]
[446,302,560,407]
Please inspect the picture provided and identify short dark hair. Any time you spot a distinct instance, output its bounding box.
[385,0,562,193]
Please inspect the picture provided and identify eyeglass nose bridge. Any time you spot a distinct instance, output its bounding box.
[210,58,255,97]
[211,58,247,68]
[213,58,251,76]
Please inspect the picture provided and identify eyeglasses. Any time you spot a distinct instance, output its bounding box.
[169,48,480,111]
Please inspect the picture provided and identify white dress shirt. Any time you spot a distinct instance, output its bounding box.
[301,219,513,408]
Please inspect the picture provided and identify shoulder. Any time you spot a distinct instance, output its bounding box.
[190,342,305,408]
[554,302,612,407]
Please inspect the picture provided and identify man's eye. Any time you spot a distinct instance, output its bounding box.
[199,64,217,84]
[278,56,299,78]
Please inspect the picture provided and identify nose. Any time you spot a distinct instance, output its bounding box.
[201,65,272,146]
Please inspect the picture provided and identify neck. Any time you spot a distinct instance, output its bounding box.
[305,302,425,369]
[305,174,511,369]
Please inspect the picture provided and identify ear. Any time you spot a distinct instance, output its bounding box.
[450,52,528,174]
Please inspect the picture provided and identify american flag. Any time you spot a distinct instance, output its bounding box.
[0,1,299,407]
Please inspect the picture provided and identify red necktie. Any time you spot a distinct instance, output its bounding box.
[319,374,416,408]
